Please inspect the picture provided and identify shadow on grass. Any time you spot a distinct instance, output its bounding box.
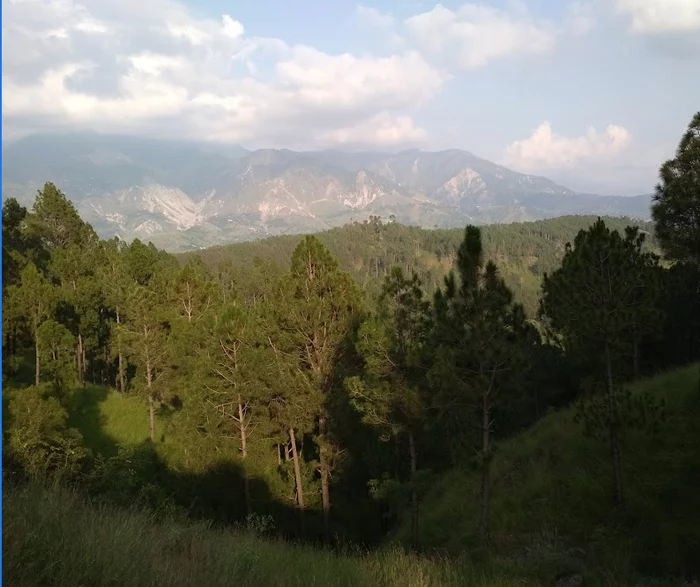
[66,385,115,456]
[62,384,358,547]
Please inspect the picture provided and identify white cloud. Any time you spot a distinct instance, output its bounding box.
[321,113,428,147]
[356,5,395,28]
[221,15,245,39]
[1,0,446,148]
[275,48,444,111]
[503,122,632,171]
[405,3,556,69]
[617,0,700,34]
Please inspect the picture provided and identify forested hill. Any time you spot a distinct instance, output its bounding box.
[185,215,657,315]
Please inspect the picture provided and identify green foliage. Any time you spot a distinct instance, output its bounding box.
[188,215,658,316]
[7,262,56,331]
[652,112,700,266]
[37,319,76,392]
[430,227,531,464]
[540,220,661,360]
[5,385,86,478]
[395,365,700,583]
[540,220,666,505]
[31,181,97,248]
[244,512,276,537]
[172,258,218,323]
[348,267,429,439]
[3,173,698,586]
[2,197,38,288]
[574,386,666,441]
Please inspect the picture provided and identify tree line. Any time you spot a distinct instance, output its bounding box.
[2,112,699,547]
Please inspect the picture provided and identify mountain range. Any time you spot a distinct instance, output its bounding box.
[1,132,652,252]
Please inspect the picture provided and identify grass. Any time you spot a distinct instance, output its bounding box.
[3,483,546,587]
[6,366,697,586]
[67,385,229,472]
[396,364,700,583]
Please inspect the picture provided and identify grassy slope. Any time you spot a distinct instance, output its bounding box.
[3,483,543,587]
[397,365,700,580]
[6,369,696,587]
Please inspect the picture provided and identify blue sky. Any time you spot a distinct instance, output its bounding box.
[2,0,699,194]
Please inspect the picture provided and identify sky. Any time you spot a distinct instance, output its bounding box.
[2,0,699,195]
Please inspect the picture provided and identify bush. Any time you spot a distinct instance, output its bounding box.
[6,385,86,479]
[244,512,276,536]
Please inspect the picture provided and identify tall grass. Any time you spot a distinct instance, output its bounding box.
[3,483,544,587]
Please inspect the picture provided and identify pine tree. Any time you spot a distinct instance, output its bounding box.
[651,112,700,391]
[273,236,362,542]
[652,112,700,266]
[2,198,31,288]
[99,238,132,394]
[429,226,530,537]
[540,219,664,506]
[50,243,103,385]
[37,319,76,394]
[346,266,430,547]
[7,263,56,385]
[202,302,278,517]
[123,284,169,442]
[172,258,217,323]
[31,182,97,249]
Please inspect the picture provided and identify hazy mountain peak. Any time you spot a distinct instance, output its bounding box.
[1,132,651,252]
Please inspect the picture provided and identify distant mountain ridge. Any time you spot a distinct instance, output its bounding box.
[1,132,652,252]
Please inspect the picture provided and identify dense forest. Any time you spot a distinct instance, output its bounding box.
[183,214,658,317]
[3,113,700,586]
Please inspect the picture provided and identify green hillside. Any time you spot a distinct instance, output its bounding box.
[394,364,700,581]
[5,365,696,587]
[186,215,657,315]
[4,483,541,587]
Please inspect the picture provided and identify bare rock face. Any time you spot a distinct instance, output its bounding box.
[2,132,653,252]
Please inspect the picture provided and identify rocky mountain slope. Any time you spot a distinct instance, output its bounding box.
[1,132,652,252]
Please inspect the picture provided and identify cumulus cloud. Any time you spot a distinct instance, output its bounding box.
[404,3,556,69]
[617,0,700,34]
[1,0,446,147]
[320,113,428,147]
[398,2,595,70]
[503,122,631,171]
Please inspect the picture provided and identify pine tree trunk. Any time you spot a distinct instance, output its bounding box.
[408,428,419,549]
[480,391,491,538]
[34,318,40,386]
[289,427,305,537]
[319,416,331,544]
[77,333,85,386]
[116,308,125,395]
[102,345,108,385]
[239,398,252,517]
[146,354,155,443]
[117,349,125,394]
[76,342,82,385]
[82,338,87,384]
[277,444,282,466]
[148,395,156,443]
[606,343,624,507]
